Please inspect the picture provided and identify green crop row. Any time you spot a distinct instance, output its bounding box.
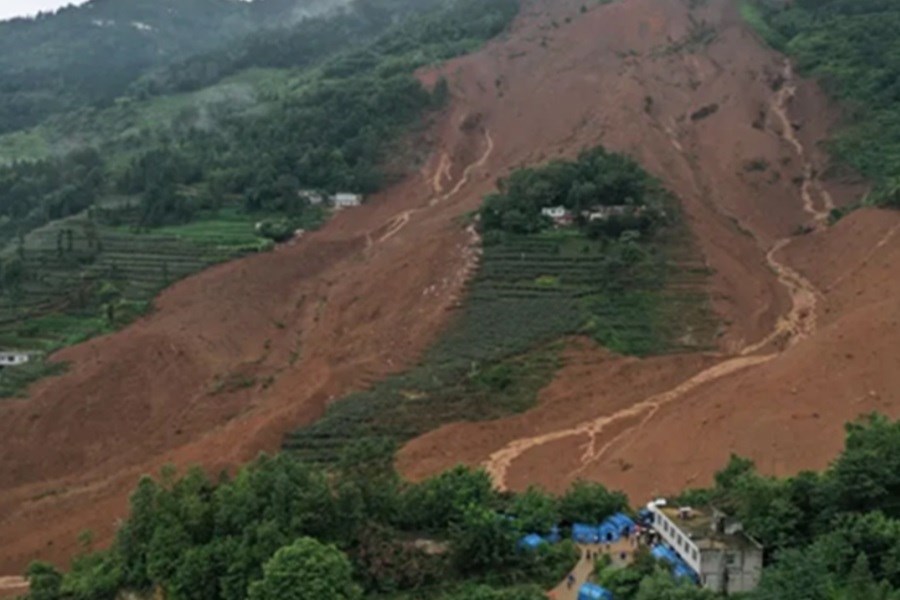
[284,219,716,463]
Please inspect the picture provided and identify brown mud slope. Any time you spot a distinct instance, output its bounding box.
[399,0,899,501]
[0,0,893,575]
[0,105,497,570]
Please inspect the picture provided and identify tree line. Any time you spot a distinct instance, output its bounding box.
[25,414,900,600]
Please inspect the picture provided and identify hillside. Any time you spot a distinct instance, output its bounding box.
[0,0,518,397]
[4,0,900,596]
[0,0,350,134]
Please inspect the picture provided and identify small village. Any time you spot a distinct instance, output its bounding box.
[535,501,762,599]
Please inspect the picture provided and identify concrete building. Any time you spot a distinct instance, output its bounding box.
[0,352,31,368]
[541,205,573,226]
[332,193,363,209]
[645,502,763,595]
[299,190,325,206]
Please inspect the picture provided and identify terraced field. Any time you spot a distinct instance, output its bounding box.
[283,223,716,463]
[0,209,268,396]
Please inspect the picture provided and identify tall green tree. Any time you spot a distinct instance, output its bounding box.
[246,538,361,600]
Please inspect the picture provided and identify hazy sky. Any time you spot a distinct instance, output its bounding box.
[0,0,89,21]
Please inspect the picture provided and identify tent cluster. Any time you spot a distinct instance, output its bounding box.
[650,543,699,582]
[571,513,636,544]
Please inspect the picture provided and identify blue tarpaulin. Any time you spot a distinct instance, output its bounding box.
[598,521,620,542]
[518,534,547,550]
[546,525,561,543]
[577,583,614,600]
[609,513,636,534]
[652,543,698,582]
[572,523,600,544]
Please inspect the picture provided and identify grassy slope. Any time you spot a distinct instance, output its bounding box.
[284,219,715,463]
[0,209,269,397]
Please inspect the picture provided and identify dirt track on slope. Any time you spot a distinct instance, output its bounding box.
[398,0,900,502]
[3,0,899,575]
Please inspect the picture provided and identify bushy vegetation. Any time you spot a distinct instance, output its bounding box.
[284,149,715,464]
[0,210,270,397]
[747,0,900,206]
[0,0,518,397]
[0,0,349,134]
[23,448,593,600]
[479,147,668,238]
[25,415,900,599]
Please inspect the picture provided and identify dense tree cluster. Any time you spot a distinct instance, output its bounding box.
[479,147,669,238]
[25,414,900,599]
[0,0,360,134]
[751,0,900,207]
[24,448,607,600]
[0,149,105,243]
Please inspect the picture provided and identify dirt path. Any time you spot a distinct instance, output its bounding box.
[548,541,634,600]
[484,58,830,491]
[0,577,27,595]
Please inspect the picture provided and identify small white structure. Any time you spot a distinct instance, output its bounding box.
[332,193,363,209]
[0,352,31,368]
[541,205,573,227]
[585,205,632,222]
[299,190,325,206]
[541,205,568,219]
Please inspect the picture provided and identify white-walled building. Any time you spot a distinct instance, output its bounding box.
[646,502,763,595]
[540,205,573,226]
[299,190,325,206]
[0,352,31,368]
[332,193,363,209]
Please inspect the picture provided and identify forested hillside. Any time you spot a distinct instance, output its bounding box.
[746,0,900,206]
[0,0,351,134]
[0,0,519,397]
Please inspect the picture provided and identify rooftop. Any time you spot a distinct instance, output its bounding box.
[657,505,762,553]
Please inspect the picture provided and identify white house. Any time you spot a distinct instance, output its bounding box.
[646,502,763,595]
[0,352,31,368]
[541,205,573,226]
[332,193,363,209]
[541,205,568,219]
[299,190,325,206]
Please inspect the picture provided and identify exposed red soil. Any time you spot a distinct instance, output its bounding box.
[0,115,496,571]
[1,0,895,577]
[398,0,896,504]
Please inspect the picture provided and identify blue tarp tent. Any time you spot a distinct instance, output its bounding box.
[598,521,621,542]
[652,544,699,582]
[651,543,680,565]
[577,583,614,600]
[572,523,600,544]
[518,534,547,551]
[546,525,562,543]
[609,513,636,535]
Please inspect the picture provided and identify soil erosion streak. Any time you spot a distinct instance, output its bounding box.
[376,128,494,245]
[484,60,829,491]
